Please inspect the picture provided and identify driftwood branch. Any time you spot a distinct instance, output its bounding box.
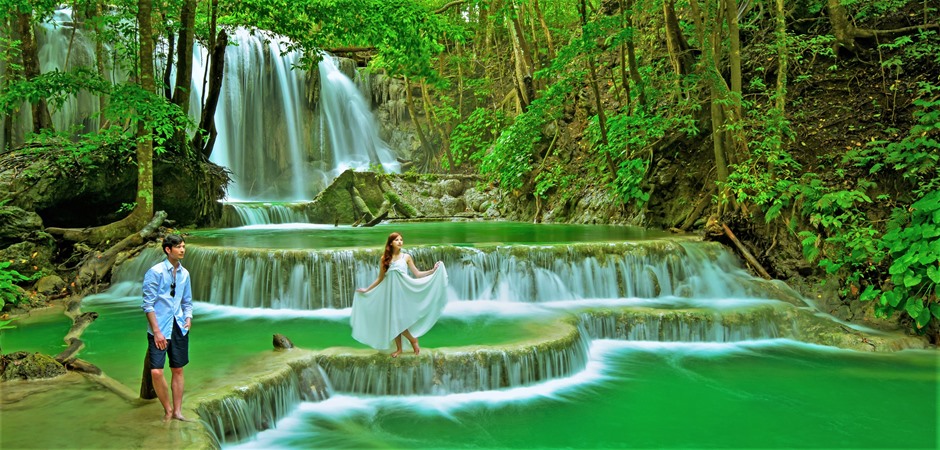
[364,200,391,227]
[678,186,715,231]
[54,338,85,364]
[74,211,167,292]
[721,222,772,279]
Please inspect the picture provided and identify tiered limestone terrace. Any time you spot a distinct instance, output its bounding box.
[2,229,928,449]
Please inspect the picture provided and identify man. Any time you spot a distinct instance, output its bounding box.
[142,234,193,421]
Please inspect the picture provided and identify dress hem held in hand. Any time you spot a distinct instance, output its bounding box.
[350,256,449,350]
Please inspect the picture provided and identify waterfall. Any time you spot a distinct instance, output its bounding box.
[218,202,313,227]
[2,8,128,150]
[318,54,400,177]
[113,241,805,310]
[11,11,399,207]
[188,32,400,202]
[316,322,591,395]
[196,361,330,445]
[189,28,314,202]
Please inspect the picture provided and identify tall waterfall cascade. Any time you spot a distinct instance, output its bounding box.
[3,10,400,206]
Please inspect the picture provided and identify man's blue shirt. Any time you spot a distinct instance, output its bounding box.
[142,259,193,337]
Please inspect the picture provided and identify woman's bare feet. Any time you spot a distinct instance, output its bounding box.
[390,349,402,358]
[410,338,420,355]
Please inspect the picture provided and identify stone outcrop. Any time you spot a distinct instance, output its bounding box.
[0,351,67,381]
[300,170,504,225]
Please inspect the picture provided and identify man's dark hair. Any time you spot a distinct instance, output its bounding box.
[162,234,185,255]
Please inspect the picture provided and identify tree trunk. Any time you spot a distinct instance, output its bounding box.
[580,0,618,179]
[624,0,647,109]
[775,0,787,113]
[194,29,227,159]
[171,0,196,150]
[662,0,694,77]
[16,11,53,133]
[827,0,858,53]
[172,0,196,112]
[421,81,455,170]
[508,0,535,108]
[162,23,174,99]
[94,0,110,123]
[532,0,555,60]
[132,0,156,227]
[404,76,434,170]
[724,0,743,120]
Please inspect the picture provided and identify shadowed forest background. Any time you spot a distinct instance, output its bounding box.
[0,0,938,342]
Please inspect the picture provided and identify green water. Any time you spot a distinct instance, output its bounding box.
[2,222,938,450]
[187,221,673,249]
[233,342,939,449]
[46,296,546,390]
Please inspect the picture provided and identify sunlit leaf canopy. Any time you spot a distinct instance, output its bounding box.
[221,0,454,78]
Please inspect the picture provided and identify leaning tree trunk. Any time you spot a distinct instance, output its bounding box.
[507,0,535,109]
[194,29,227,159]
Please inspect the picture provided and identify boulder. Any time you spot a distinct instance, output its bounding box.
[273,333,294,350]
[1,351,67,381]
[35,275,67,296]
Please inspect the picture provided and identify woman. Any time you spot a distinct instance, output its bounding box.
[351,232,448,357]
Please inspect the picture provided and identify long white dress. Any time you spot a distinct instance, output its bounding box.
[350,255,449,350]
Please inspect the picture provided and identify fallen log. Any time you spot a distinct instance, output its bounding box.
[721,222,772,280]
[54,338,85,365]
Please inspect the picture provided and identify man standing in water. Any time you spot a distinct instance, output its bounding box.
[142,234,193,421]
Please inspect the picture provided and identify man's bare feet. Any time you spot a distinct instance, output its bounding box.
[390,349,402,358]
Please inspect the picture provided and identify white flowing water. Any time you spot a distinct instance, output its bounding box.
[8,10,399,208]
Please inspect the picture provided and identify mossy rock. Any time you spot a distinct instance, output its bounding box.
[1,352,67,381]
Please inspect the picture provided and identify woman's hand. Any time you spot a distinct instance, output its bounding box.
[356,287,367,293]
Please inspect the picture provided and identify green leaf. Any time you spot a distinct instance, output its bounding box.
[915,307,932,328]
[903,272,923,287]
[927,266,940,284]
[859,285,879,302]
[884,290,899,307]
[921,224,939,238]
[905,298,924,318]
[929,303,940,319]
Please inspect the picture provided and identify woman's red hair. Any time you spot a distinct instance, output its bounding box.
[381,232,401,271]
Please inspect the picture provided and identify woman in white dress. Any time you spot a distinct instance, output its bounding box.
[351,232,448,357]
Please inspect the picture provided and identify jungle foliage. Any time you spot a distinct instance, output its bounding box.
[0,0,937,336]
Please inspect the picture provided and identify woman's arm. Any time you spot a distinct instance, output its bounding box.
[406,254,440,278]
[357,265,387,293]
